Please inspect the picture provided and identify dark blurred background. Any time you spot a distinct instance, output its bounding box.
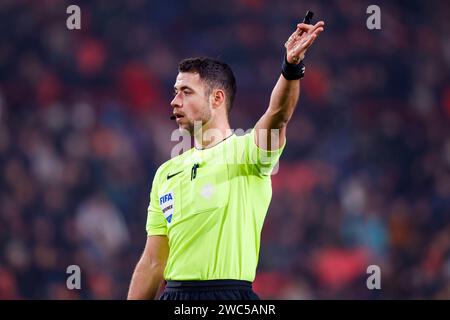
[0,0,449,299]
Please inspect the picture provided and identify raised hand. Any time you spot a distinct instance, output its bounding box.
[284,21,325,64]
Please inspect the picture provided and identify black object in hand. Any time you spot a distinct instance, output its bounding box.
[303,10,314,25]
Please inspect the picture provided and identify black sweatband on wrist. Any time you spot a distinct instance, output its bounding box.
[281,55,306,80]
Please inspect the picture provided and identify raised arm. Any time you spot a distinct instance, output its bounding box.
[254,20,324,150]
[127,235,169,300]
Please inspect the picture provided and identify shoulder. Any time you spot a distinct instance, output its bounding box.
[231,129,254,143]
[233,128,256,150]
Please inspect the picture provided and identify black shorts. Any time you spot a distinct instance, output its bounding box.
[159,280,260,300]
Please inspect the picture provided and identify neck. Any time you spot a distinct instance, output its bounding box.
[194,120,232,149]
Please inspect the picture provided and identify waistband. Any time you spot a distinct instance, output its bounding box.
[165,280,253,292]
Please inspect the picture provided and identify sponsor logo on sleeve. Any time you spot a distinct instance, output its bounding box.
[159,192,174,223]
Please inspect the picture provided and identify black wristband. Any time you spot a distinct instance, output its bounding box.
[281,55,305,80]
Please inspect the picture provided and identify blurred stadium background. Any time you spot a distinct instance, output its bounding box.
[0,0,449,299]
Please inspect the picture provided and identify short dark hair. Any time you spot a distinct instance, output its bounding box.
[178,57,236,114]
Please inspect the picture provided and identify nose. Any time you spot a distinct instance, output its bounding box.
[171,93,182,109]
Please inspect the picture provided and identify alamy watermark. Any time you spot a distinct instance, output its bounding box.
[169,124,283,174]
[66,4,380,31]
[366,264,381,290]
[366,5,381,30]
[66,5,81,30]
[66,265,81,290]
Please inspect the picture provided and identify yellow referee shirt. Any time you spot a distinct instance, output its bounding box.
[146,129,285,281]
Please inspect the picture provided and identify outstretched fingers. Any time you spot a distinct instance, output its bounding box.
[286,20,324,61]
[296,21,325,35]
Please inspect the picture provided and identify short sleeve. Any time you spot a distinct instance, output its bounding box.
[244,128,286,176]
[146,170,168,236]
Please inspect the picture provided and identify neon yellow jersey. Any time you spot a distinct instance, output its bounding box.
[146,129,285,281]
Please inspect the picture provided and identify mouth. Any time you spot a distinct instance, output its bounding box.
[174,114,184,123]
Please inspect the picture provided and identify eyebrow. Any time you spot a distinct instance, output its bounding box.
[173,85,195,92]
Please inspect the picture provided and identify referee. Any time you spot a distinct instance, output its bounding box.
[127,19,325,300]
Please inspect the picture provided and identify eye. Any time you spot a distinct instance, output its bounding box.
[183,90,191,95]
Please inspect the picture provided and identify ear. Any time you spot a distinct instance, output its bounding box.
[211,89,225,109]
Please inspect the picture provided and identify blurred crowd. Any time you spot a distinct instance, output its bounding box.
[0,0,449,299]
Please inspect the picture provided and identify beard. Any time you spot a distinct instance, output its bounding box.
[186,103,212,136]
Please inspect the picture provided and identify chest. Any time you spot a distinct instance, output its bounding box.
[158,159,231,226]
